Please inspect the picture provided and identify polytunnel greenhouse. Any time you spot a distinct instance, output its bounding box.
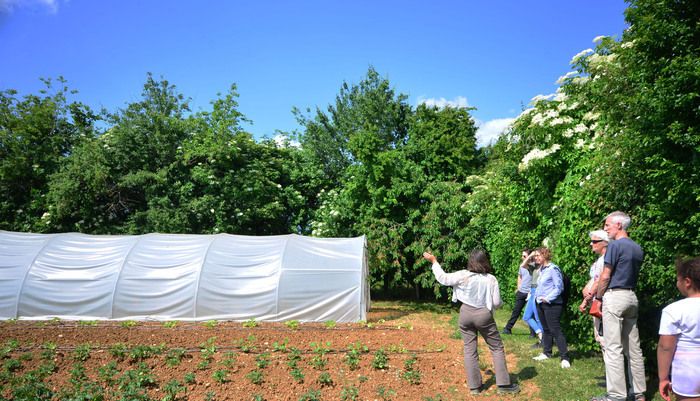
[0,230,369,322]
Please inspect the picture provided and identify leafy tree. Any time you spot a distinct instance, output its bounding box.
[0,77,96,232]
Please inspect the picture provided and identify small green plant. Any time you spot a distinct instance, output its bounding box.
[69,362,87,383]
[252,394,265,401]
[166,347,188,367]
[221,351,237,368]
[162,320,179,328]
[120,320,138,328]
[340,385,360,401]
[197,359,211,370]
[242,318,258,328]
[212,369,229,383]
[290,367,305,383]
[387,342,407,354]
[202,320,218,328]
[272,338,289,352]
[401,354,421,384]
[309,355,326,370]
[78,320,98,327]
[358,375,368,383]
[376,385,396,401]
[238,335,257,353]
[298,388,322,401]
[246,369,264,385]
[3,358,21,372]
[72,343,91,361]
[199,337,218,361]
[396,322,413,330]
[183,372,196,384]
[129,344,165,362]
[323,320,336,329]
[255,352,270,369]
[317,372,333,386]
[344,342,368,370]
[285,320,300,330]
[1,339,19,359]
[205,391,216,401]
[108,343,128,361]
[287,347,302,368]
[162,379,186,401]
[372,349,389,370]
[97,361,119,386]
[18,352,33,361]
[40,342,57,360]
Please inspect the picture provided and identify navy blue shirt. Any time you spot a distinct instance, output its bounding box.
[604,237,644,289]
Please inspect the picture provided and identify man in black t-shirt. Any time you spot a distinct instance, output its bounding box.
[591,211,646,401]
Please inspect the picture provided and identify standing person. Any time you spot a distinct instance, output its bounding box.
[522,251,544,347]
[423,250,520,395]
[502,249,537,336]
[531,247,571,368]
[592,211,646,401]
[657,257,700,401]
[578,230,609,349]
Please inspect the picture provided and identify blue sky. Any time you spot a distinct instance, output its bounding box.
[1,0,629,146]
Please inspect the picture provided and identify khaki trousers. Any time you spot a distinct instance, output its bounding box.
[458,303,511,389]
[602,290,646,400]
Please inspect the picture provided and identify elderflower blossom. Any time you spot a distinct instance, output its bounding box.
[621,41,635,49]
[518,144,561,171]
[554,92,568,102]
[556,71,578,85]
[571,76,590,85]
[531,94,556,104]
[570,48,594,64]
[583,111,600,121]
[563,128,575,138]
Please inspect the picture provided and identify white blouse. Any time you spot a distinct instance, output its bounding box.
[431,262,502,311]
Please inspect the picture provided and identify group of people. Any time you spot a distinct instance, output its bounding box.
[424,211,700,401]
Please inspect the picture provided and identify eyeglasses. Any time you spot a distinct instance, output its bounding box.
[590,240,605,244]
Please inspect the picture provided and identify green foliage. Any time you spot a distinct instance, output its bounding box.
[297,388,322,401]
[284,320,300,330]
[376,385,396,401]
[340,385,360,401]
[316,372,333,386]
[242,318,258,328]
[245,369,264,385]
[371,349,389,370]
[72,344,91,362]
[211,369,229,383]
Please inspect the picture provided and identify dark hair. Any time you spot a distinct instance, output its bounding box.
[468,249,492,274]
[536,247,552,262]
[676,257,700,291]
[522,248,531,254]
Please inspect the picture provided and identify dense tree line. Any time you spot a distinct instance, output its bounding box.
[1,0,698,358]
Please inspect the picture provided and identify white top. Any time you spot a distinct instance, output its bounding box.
[658,297,700,348]
[589,255,605,281]
[431,262,502,311]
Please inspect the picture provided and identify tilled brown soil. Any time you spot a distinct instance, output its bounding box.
[0,306,536,400]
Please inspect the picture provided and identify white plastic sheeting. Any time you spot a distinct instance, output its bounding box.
[0,231,368,322]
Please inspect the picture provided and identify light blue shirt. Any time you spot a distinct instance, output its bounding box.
[518,266,532,293]
[534,263,563,304]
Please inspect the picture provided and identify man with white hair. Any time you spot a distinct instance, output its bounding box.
[591,211,646,401]
[579,229,609,349]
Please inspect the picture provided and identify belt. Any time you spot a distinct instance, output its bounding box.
[608,288,633,292]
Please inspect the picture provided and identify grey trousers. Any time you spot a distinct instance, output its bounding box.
[602,290,646,400]
[458,303,511,389]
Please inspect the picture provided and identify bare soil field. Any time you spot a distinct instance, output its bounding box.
[0,303,535,400]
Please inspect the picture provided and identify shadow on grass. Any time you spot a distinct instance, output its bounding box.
[515,365,537,382]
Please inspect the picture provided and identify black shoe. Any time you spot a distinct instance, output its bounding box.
[470,385,482,395]
[497,384,520,394]
[501,328,512,335]
[531,341,542,349]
